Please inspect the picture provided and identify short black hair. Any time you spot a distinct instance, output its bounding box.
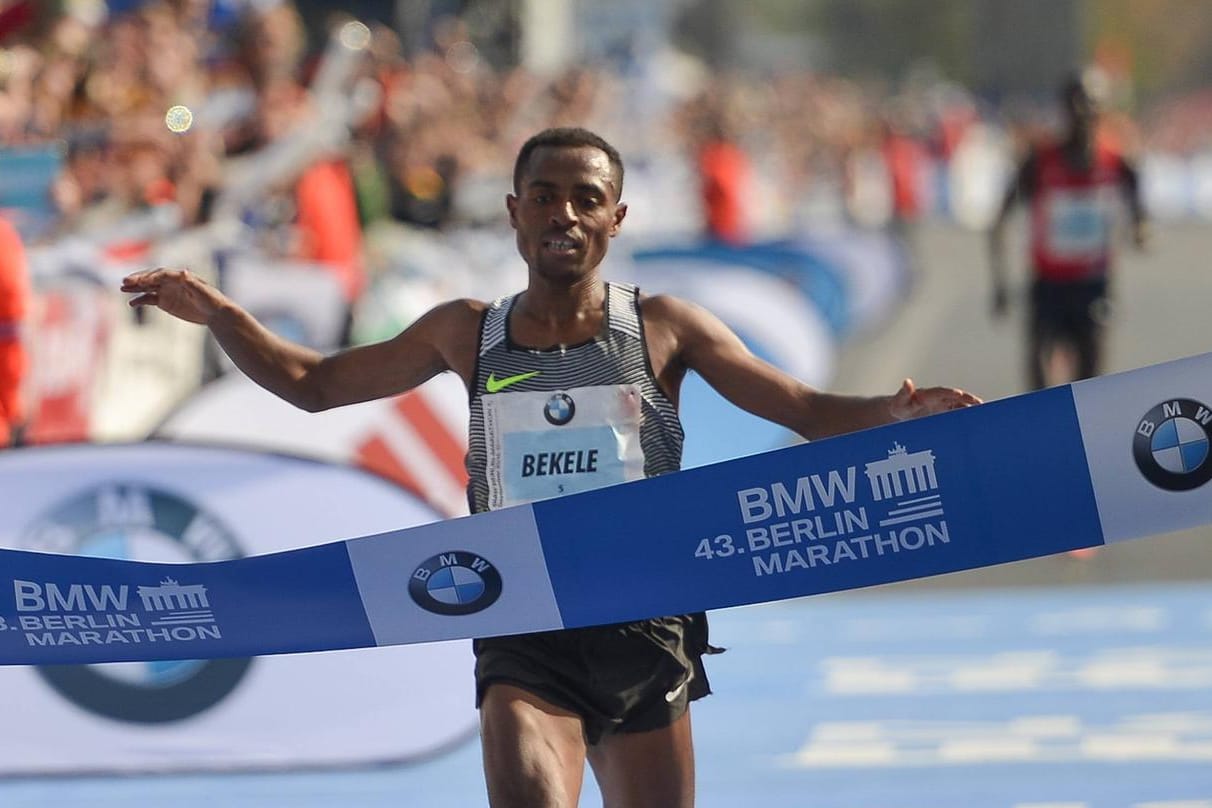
[512,127,625,201]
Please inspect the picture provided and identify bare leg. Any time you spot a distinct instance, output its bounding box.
[1048,341,1078,386]
[1027,324,1052,391]
[480,683,588,808]
[1073,322,1105,381]
[587,710,695,808]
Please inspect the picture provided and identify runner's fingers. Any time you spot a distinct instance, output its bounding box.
[946,391,981,408]
[121,270,166,292]
[121,267,184,292]
[922,388,980,412]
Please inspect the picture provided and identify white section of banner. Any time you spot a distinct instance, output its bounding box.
[348,505,564,644]
[0,443,476,775]
[1073,352,1212,544]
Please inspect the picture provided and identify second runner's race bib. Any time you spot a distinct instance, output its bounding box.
[1043,187,1114,261]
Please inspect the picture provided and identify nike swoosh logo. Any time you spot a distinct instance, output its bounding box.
[485,370,541,393]
[665,670,694,703]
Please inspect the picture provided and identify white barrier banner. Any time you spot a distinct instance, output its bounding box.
[0,443,475,775]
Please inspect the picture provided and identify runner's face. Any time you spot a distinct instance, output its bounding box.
[507,145,626,281]
[1065,86,1100,135]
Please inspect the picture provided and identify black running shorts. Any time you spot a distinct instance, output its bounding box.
[1030,276,1110,339]
[474,612,717,745]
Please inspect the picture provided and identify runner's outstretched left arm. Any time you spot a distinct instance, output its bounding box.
[647,294,981,441]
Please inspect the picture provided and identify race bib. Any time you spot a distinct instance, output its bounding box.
[1044,188,1113,260]
[482,384,646,509]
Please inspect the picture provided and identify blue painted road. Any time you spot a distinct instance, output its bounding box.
[2,580,1210,807]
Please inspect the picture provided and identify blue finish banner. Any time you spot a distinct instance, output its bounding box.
[2,352,1211,665]
[534,384,1100,628]
[0,543,375,664]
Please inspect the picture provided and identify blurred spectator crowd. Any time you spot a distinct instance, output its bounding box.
[2,0,1212,450]
[4,1,1212,268]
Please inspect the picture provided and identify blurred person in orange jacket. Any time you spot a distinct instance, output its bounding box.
[257,76,366,336]
[989,70,1148,391]
[879,104,929,269]
[696,114,751,245]
[0,216,30,447]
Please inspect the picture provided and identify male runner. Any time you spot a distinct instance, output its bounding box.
[123,127,979,808]
[989,71,1148,390]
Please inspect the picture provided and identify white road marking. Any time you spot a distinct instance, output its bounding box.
[783,712,1212,768]
[1030,606,1167,636]
[822,647,1212,695]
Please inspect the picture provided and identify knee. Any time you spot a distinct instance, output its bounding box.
[479,686,587,808]
[481,735,581,808]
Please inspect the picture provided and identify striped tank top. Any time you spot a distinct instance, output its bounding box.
[466,282,683,514]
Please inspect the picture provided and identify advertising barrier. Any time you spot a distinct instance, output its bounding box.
[0,443,475,774]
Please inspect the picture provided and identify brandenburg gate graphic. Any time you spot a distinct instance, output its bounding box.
[865,443,938,501]
[137,578,210,612]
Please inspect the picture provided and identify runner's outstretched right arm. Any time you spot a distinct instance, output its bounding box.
[121,267,481,411]
[988,153,1036,317]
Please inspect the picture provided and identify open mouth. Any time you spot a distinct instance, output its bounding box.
[542,237,580,254]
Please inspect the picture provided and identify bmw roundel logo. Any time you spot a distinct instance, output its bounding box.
[543,392,576,426]
[409,551,503,616]
[1133,399,1212,491]
[19,484,253,724]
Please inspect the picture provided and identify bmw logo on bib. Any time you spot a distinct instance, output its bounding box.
[409,551,503,616]
[1133,399,1212,491]
[543,392,576,426]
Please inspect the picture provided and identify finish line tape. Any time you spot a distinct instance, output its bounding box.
[2,352,1211,665]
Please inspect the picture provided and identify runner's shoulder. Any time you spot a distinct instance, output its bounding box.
[636,291,724,344]
[637,291,701,321]
[425,297,491,326]
[394,298,490,354]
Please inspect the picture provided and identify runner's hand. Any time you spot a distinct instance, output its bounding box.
[890,379,982,421]
[1132,220,1150,251]
[121,268,226,326]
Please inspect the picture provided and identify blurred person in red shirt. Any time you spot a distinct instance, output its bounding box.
[0,215,30,447]
[989,70,1148,391]
[696,115,751,245]
[879,105,929,267]
[881,112,926,225]
[255,75,365,314]
[295,154,366,307]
